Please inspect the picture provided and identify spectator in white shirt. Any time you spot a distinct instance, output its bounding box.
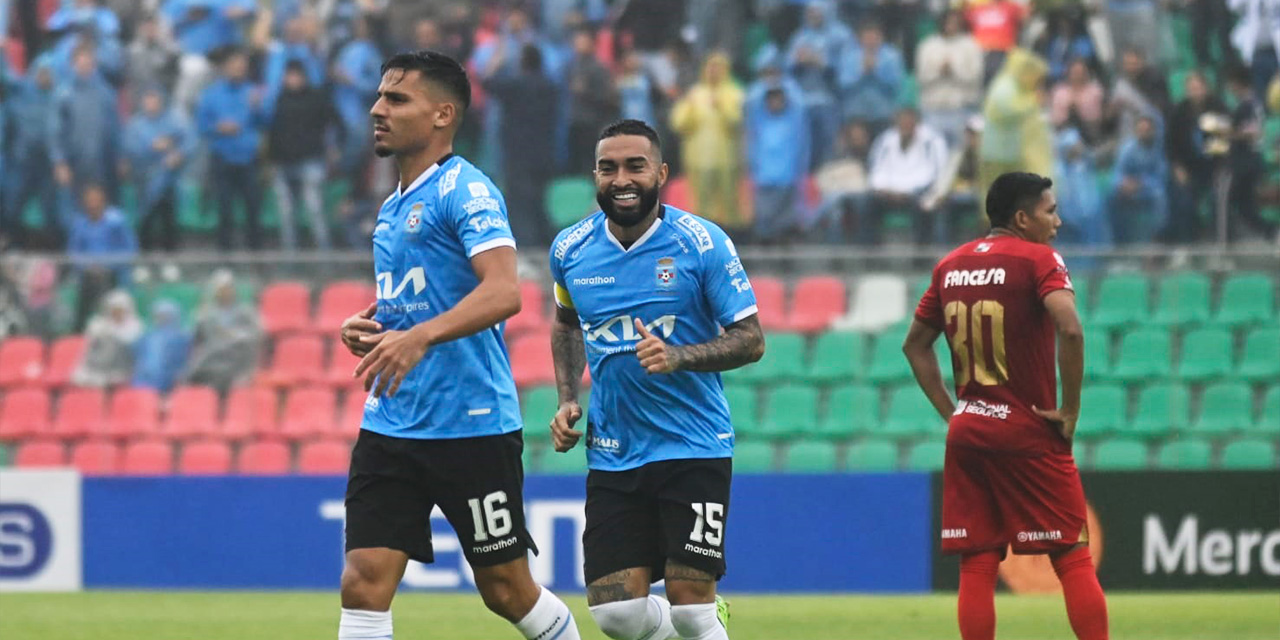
[862,106,949,243]
[916,9,984,146]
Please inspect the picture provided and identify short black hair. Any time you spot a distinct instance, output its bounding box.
[598,119,663,155]
[380,49,471,112]
[986,172,1053,229]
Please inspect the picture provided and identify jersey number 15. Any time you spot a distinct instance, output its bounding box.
[944,300,1008,386]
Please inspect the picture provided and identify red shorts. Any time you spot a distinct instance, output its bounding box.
[940,445,1088,555]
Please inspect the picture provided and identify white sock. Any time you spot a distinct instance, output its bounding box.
[339,608,392,639]
[589,596,679,640]
[514,586,581,640]
[670,603,728,640]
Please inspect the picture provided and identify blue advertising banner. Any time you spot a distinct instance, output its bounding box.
[82,473,932,592]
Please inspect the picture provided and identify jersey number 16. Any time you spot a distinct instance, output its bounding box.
[944,300,1009,386]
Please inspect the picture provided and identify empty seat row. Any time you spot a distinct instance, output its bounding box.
[1079,271,1275,329]
[10,439,350,475]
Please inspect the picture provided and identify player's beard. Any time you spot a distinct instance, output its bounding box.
[598,182,660,228]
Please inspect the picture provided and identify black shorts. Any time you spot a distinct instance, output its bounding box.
[583,457,732,585]
[344,429,537,568]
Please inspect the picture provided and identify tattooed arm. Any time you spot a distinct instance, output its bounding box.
[634,314,765,374]
[549,305,587,452]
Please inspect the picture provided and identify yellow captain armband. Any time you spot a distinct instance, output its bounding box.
[553,282,575,309]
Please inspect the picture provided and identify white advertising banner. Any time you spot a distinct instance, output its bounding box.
[0,469,83,592]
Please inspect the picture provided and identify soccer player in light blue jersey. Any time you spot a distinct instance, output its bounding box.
[547,120,765,640]
[334,50,582,640]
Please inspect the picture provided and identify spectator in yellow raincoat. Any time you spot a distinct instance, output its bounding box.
[671,51,745,227]
[979,49,1052,199]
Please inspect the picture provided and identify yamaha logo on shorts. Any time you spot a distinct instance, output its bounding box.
[656,257,676,290]
[405,203,424,234]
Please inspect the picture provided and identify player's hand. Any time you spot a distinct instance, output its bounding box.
[550,401,584,452]
[1034,405,1078,442]
[354,327,430,397]
[340,302,381,357]
[634,318,677,374]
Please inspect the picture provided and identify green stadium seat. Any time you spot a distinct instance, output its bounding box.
[803,331,864,384]
[1255,386,1280,435]
[882,385,946,437]
[1082,332,1111,381]
[521,386,559,442]
[0,443,10,467]
[724,385,759,436]
[538,448,589,474]
[521,441,541,471]
[1237,328,1280,382]
[867,333,913,384]
[1220,439,1277,469]
[1190,382,1253,435]
[1156,439,1213,470]
[139,281,203,325]
[910,273,933,306]
[733,441,777,472]
[1076,384,1127,440]
[846,440,900,471]
[1091,438,1149,470]
[1151,272,1212,327]
[1070,275,1090,321]
[1212,272,1275,328]
[1176,328,1235,381]
[737,332,807,383]
[782,441,840,472]
[905,440,947,471]
[545,177,598,230]
[1126,382,1189,439]
[1090,273,1151,329]
[1110,328,1172,383]
[760,384,820,438]
[816,384,880,439]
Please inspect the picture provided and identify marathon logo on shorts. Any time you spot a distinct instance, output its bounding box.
[942,528,968,539]
[943,268,1006,288]
[1017,530,1063,543]
[472,535,519,555]
[684,543,724,559]
[956,399,1012,420]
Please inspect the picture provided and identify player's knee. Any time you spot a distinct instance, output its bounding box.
[670,602,719,638]
[340,561,395,610]
[588,598,650,640]
[478,578,523,619]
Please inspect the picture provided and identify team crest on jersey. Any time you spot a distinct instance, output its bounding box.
[405,203,424,234]
[656,257,677,290]
[974,242,992,253]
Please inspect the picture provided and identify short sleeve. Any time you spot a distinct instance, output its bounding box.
[914,267,944,330]
[699,223,758,327]
[449,176,517,258]
[1035,249,1073,300]
[547,238,573,309]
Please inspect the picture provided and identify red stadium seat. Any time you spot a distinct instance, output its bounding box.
[510,331,555,389]
[51,388,106,440]
[0,388,52,441]
[105,388,162,439]
[279,386,337,440]
[70,440,121,475]
[179,440,233,474]
[505,281,550,338]
[14,440,65,467]
[222,387,280,440]
[259,281,313,335]
[0,336,46,387]
[661,177,692,211]
[238,440,292,474]
[787,276,848,333]
[324,345,364,389]
[162,386,221,439]
[121,440,174,475]
[751,276,788,331]
[338,390,367,439]
[45,336,86,388]
[314,281,376,334]
[258,334,325,387]
[297,439,351,474]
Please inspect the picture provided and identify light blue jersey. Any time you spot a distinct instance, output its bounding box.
[361,155,522,439]
[550,206,759,471]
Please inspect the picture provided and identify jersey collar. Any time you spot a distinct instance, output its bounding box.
[605,214,664,253]
[395,153,455,198]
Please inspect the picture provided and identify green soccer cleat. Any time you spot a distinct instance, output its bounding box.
[715,594,730,630]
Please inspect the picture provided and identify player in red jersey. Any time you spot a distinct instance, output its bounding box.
[903,172,1109,640]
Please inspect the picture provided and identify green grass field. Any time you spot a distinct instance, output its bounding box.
[1,592,1276,639]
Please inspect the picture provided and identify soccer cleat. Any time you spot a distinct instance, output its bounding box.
[715,594,730,630]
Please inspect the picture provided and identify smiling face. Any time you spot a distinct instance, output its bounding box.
[368,68,455,159]
[594,134,668,227]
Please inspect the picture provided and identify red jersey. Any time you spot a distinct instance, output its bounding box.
[915,235,1074,455]
[965,1,1026,51]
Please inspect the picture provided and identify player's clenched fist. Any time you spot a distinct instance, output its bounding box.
[550,401,583,452]
[340,302,382,357]
[634,318,677,374]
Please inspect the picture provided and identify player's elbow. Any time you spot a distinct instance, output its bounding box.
[490,280,522,320]
[1057,324,1084,346]
[746,334,766,363]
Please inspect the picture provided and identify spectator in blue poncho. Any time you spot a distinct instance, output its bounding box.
[745,58,811,242]
[49,46,120,199]
[262,14,326,114]
[122,85,195,252]
[132,300,192,393]
[197,48,267,250]
[838,21,906,135]
[1054,127,1108,246]
[65,184,138,331]
[331,15,382,191]
[3,56,61,249]
[1108,113,1168,244]
[786,0,852,167]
